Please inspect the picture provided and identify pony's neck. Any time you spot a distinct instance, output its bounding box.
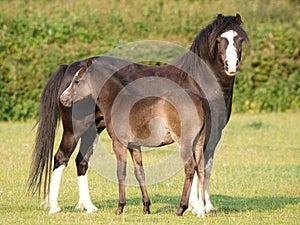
[176,41,236,122]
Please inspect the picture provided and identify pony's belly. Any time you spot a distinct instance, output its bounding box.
[130,131,174,147]
[129,134,173,147]
[127,117,174,147]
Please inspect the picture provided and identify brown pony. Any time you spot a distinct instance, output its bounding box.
[29,13,248,217]
[60,14,248,216]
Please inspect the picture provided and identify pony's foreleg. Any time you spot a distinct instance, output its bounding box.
[128,147,151,214]
[75,129,98,213]
[76,173,98,213]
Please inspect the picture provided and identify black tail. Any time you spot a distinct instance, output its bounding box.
[28,64,68,198]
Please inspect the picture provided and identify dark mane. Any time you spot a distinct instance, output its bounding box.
[190,14,249,61]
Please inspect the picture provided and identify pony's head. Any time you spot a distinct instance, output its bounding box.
[192,13,249,76]
[60,59,93,107]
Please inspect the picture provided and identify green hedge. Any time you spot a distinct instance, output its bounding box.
[0,0,299,120]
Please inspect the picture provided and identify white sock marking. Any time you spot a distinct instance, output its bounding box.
[188,172,205,218]
[204,174,215,213]
[49,165,66,214]
[188,172,199,210]
[77,173,98,213]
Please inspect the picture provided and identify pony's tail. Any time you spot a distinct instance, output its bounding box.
[28,64,68,198]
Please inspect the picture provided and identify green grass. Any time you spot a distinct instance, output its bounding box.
[0,113,299,224]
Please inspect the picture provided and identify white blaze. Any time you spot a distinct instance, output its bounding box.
[221,30,238,75]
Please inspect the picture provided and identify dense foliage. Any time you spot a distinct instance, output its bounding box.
[0,0,299,120]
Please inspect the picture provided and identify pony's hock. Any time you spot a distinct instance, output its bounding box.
[29,14,248,217]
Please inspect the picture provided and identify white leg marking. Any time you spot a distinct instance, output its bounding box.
[204,173,215,213]
[188,172,205,218]
[76,173,98,213]
[197,182,205,218]
[188,172,199,212]
[48,165,66,214]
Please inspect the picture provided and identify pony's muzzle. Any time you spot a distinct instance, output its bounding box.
[224,59,239,76]
[60,93,73,107]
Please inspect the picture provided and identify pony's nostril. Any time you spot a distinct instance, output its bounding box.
[236,60,239,67]
[225,59,229,67]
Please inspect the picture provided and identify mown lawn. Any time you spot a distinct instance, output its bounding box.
[0,113,299,224]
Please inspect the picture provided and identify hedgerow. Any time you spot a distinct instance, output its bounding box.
[0,0,299,120]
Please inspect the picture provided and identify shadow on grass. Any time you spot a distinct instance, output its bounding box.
[63,194,299,214]
[212,195,300,213]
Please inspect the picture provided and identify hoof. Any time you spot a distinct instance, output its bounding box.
[40,201,50,209]
[115,209,123,215]
[75,202,85,211]
[75,201,98,214]
[143,209,151,214]
[143,201,151,214]
[49,207,62,214]
[86,206,98,214]
[196,210,205,218]
[175,208,184,216]
[204,201,216,214]
[86,203,98,214]
[188,200,197,212]
[115,203,125,215]
[206,209,217,214]
[40,196,50,209]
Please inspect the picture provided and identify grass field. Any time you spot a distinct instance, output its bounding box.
[0,113,299,224]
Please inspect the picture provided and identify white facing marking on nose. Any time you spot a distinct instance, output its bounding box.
[221,30,238,75]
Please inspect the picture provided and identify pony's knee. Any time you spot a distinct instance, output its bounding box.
[53,151,70,169]
[76,154,89,176]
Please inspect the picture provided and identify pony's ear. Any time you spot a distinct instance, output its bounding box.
[78,67,86,78]
[216,14,223,26]
[86,59,92,68]
[235,13,242,25]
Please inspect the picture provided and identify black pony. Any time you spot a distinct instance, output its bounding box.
[60,13,249,216]
[29,14,248,216]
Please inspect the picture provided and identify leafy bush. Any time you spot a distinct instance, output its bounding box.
[0,0,299,120]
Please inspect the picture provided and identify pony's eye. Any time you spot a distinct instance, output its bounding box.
[235,36,244,44]
[74,80,79,84]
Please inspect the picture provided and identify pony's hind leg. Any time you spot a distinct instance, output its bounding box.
[128,147,151,214]
[188,131,206,217]
[195,152,205,218]
[75,126,98,213]
[204,161,216,214]
[44,131,77,214]
[176,156,197,216]
[112,140,128,215]
[188,172,201,213]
